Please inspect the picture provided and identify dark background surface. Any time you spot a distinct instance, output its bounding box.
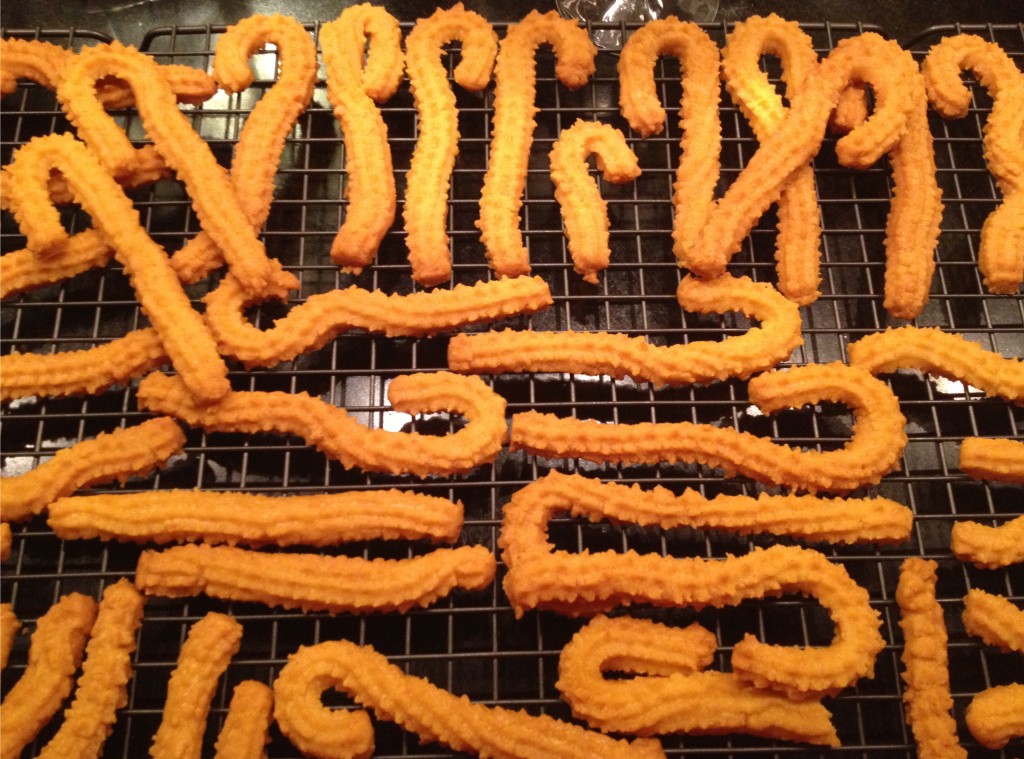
[1,0,1021,45]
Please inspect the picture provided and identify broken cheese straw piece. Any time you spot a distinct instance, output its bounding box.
[57,42,275,293]
[0,604,18,670]
[137,371,506,477]
[477,10,596,276]
[0,417,186,523]
[134,543,497,614]
[404,4,497,286]
[321,4,403,271]
[848,327,1024,404]
[3,133,230,403]
[149,612,242,759]
[212,681,274,759]
[0,230,113,299]
[557,615,838,746]
[962,589,1024,655]
[0,524,10,562]
[0,38,218,107]
[721,14,822,305]
[549,120,641,284]
[962,590,1024,750]
[618,18,721,269]
[49,488,465,547]
[959,437,1024,484]
[203,269,552,368]
[36,580,145,759]
[274,638,667,759]
[502,470,912,547]
[0,593,98,759]
[1,328,168,402]
[952,516,1024,569]
[448,273,802,385]
[510,362,907,494]
[500,482,884,696]
[895,558,966,759]
[924,34,1024,295]
[687,33,919,279]
[170,14,317,283]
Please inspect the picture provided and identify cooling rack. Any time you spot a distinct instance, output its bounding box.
[1,17,1022,758]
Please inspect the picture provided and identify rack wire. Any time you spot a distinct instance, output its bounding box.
[2,17,1022,758]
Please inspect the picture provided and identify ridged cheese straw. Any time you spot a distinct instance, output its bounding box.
[274,639,667,759]
[952,516,1024,569]
[477,10,596,276]
[149,612,242,759]
[1,37,217,107]
[848,327,1024,404]
[49,488,465,546]
[549,120,641,284]
[36,580,145,759]
[721,14,823,304]
[137,371,506,477]
[895,558,966,759]
[510,362,907,494]
[3,133,229,402]
[135,543,496,614]
[924,34,1024,295]
[962,590,1024,749]
[0,604,18,670]
[0,417,186,522]
[687,33,920,279]
[0,230,113,299]
[321,4,404,271]
[212,681,274,759]
[557,615,839,745]
[0,593,98,759]
[203,269,552,368]
[403,4,497,285]
[169,14,317,284]
[959,437,1024,484]
[57,41,275,292]
[500,483,885,696]
[618,18,721,268]
[448,273,802,385]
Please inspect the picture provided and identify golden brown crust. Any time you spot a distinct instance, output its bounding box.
[687,33,920,279]
[477,10,596,276]
[321,4,403,271]
[149,612,243,759]
[274,638,667,759]
[959,437,1024,483]
[923,34,1024,295]
[848,327,1024,404]
[36,580,145,759]
[0,524,10,563]
[0,593,98,759]
[137,371,507,477]
[895,558,966,759]
[499,474,885,696]
[618,18,721,268]
[721,14,822,304]
[57,41,276,292]
[0,230,113,299]
[962,589,1024,655]
[952,516,1024,569]
[134,543,497,614]
[203,272,552,368]
[212,681,275,759]
[965,685,1024,750]
[556,615,839,745]
[548,120,641,284]
[169,15,317,284]
[49,488,465,546]
[510,362,907,494]
[0,603,19,671]
[3,133,230,402]
[448,273,802,385]
[0,417,186,523]
[404,4,497,285]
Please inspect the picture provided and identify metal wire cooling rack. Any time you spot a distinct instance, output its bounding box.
[2,17,1023,759]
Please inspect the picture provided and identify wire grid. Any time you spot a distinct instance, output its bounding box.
[1,17,1023,758]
